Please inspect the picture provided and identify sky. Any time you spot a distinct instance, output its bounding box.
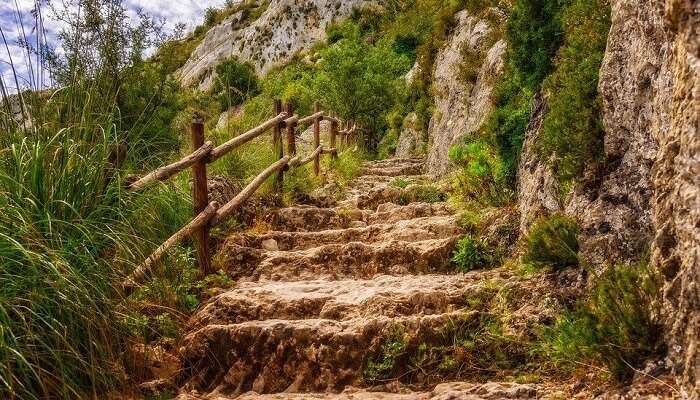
[0,0,227,93]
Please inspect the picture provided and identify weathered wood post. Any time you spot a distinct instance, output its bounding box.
[330,114,338,159]
[273,99,284,192]
[286,103,297,156]
[313,101,321,175]
[191,119,212,276]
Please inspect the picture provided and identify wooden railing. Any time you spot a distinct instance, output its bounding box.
[122,100,359,292]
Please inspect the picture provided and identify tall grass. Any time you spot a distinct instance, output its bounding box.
[0,1,190,397]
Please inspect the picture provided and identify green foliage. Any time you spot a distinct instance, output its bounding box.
[0,2,194,397]
[399,185,447,205]
[212,57,260,112]
[542,260,661,382]
[478,0,569,184]
[449,138,513,206]
[507,0,569,88]
[313,25,411,141]
[522,214,580,270]
[538,0,611,181]
[363,328,407,383]
[452,235,491,272]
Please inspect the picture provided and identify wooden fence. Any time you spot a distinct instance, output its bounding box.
[122,100,358,292]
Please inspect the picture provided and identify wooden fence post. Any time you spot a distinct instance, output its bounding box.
[313,101,321,175]
[191,120,212,276]
[330,115,338,159]
[285,103,296,156]
[273,99,284,192]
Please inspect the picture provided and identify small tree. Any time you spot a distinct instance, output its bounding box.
[212,57,259,112]
[312,25,411,150]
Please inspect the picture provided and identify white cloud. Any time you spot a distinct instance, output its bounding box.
[0,0,227,92]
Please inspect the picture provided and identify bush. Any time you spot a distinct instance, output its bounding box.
[449,138,513,206]
[452,235,491,272]
[542,260,661,382]
[212,57,260,112]
[479,0,569,185]
[522,214,580,270]
[538,0,611,181]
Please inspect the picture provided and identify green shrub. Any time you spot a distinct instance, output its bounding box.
[363,328,407,384]
[212,57,260,112]
[452,235,491,272]
[478,0,569,185]
[399,185,447,205]
[449,138,513,206]
[542,260,661,382]
[522,214,580,270]
[538,0,611,181]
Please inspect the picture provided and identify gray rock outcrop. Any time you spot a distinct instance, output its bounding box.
[516,92,561,234]
[395,113,422,157]
[179,0,379,90]
[425,10,506,176]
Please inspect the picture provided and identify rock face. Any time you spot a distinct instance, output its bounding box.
[561,0,697,394]
[649,0,699,396]
[425,10,506,176]
[563,0,669,267]
[179,0,378,90]
[514,1,698,393]
[395,113,423,158]
[516,92,561,234]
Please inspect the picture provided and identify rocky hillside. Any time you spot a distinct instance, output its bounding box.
[170,0,698,396]
[179,0,379,90]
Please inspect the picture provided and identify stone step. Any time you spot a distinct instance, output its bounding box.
[188,273,503,330]
[268,203,453,232]
[218,237,459,282]
[178,381,544,399]
[362,157,424,168]
[368,202,453,225]
[268,206,367,232]
[362,164,424,177]
[178,311,471,396]
[227,215,460,252]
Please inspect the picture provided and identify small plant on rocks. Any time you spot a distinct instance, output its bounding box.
[522,214,580,270]
[452,234,491,272]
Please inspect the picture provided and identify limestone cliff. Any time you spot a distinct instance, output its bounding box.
[179,0,378,90]
[516,0,698,394]
[423,11,506,176]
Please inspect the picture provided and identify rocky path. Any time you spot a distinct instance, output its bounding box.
[173,158,566,399]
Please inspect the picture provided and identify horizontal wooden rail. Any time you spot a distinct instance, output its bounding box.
[298,111,324,125]
[324,115,341,124]
[210,156,291,227]
[128,142,214,192]
[122,201,219,293]
[284,115,299,126]
[126,99,364,291]
[289,145,323,168]
[209,112,288,162]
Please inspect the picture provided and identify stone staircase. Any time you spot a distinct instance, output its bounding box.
[173,158,566,399]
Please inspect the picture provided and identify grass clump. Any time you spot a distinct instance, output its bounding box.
[212,57,260,112]
[363,328,407,384]
[541,260,662,382]
[449,138,513,207]
[452,235,491,272]
[398,185,447,205]
[522,214,580,271]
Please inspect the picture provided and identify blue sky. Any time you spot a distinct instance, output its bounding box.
[0,0,227,92]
